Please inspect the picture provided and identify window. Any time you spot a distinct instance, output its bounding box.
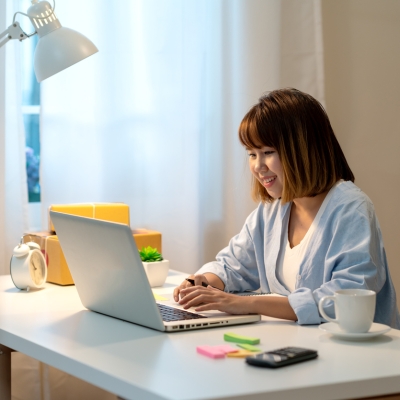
[20,0,41,203]
[20,0,42,231]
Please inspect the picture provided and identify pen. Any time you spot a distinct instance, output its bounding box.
[185,278,222,290]
[185,278,208,287]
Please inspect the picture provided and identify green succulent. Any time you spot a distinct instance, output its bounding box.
[139,246,163,262]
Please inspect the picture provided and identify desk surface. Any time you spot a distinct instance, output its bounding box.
[1,272,400,400]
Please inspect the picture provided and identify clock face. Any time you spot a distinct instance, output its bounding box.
[29,250,47,286]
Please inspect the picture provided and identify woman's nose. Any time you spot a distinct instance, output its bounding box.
[254,157,267,172]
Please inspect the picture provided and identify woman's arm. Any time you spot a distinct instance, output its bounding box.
[178,286,297,321]
[202,204,271,292]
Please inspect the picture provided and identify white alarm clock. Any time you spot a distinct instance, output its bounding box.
[10,241,47,290]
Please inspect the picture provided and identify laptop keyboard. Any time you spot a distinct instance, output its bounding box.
[157,303,207,322]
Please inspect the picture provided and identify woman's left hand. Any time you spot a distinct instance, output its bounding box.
[178,285,250,314]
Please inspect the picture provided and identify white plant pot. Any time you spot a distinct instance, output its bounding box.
[142,260,169,287]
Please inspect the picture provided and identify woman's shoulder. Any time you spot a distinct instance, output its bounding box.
[330,180,368,201]
[328,180,375,216]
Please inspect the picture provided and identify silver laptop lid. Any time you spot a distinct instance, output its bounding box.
[50,211,165,331]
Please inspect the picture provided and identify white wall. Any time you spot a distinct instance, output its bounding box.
[322,0,400,308]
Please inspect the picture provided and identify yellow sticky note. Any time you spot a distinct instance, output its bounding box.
[153,293,168,301]
[226,349,255,358]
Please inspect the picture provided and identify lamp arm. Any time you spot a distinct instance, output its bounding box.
[0,22,34,48]
[0,0,57,48]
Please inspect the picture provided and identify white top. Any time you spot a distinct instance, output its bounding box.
[276,181,342,292]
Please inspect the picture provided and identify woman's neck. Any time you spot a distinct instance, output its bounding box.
[288,190,330,248]
[292,190,330,216]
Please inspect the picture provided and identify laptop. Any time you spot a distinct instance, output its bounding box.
[50,211,261,332]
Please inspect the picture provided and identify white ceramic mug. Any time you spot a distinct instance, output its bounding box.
[318,289,376,333]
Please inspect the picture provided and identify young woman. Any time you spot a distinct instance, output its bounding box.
[173,88,400,328]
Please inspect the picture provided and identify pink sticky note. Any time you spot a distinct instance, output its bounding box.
[214,345,238,354]
[197,345,225,359]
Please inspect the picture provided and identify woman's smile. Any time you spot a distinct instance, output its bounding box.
[260,175,277,188]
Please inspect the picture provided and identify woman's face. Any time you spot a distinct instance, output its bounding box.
[247,146,284,199]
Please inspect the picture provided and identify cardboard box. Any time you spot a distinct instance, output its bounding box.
[48,203,130,232]
[23,229,162,286]
[132,229,162,254]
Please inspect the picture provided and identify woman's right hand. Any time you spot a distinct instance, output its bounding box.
[173,274,210,302]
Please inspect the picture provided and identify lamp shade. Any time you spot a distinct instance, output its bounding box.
[27,0,98,82]
[33,27,98,82]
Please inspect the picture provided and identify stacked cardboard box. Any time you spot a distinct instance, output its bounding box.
[48,203,130,232]
[23,203,162,285]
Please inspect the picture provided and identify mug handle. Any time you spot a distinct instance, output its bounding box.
[318,296,337,323]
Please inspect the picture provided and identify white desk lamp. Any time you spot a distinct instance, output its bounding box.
[0,0,98,82]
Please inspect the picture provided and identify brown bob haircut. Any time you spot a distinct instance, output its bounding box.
[239,88,354,203]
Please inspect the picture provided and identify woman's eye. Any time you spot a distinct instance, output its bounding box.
[247,153,256,158]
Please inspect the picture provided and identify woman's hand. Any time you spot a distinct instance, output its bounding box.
[176,281,297,320]
[173,274,210,302]
[178,285,251,315]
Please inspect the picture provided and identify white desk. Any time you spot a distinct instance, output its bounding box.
[1,271,400,400]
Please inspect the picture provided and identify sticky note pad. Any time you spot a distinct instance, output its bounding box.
[214,345,238,354]
[153,294,168,301]
[197,346,225,359]
[224,332,260,345]
[226,349,255,358]
[237,343,261,352]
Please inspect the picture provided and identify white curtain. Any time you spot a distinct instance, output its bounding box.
[0,0,29,276]
[13,1,324,399]
[40,0,324,274]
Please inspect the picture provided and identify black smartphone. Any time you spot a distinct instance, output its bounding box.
[246,346,318,368]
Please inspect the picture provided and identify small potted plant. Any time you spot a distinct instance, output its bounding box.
[139,246,169,287]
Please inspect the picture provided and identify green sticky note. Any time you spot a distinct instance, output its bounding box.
[237,343,261,352]
[224,332,260,345]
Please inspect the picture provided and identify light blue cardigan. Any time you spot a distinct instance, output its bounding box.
[197,181,400,328]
